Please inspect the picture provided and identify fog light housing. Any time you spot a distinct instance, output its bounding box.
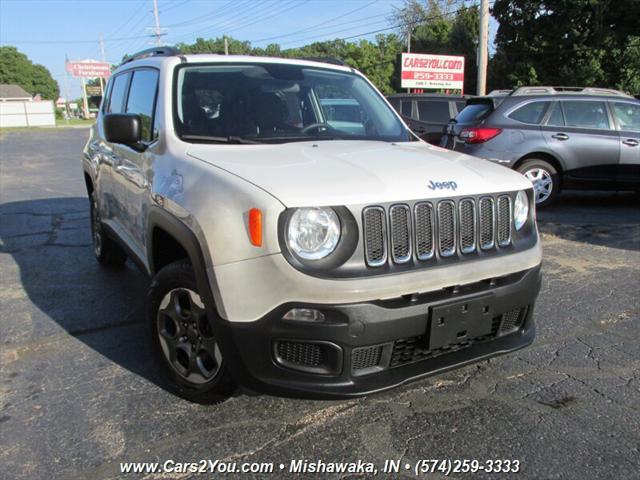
[282,308,325,322]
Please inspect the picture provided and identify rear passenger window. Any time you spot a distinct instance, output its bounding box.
[107,73,130,113]
[613,102,640,132]
[417,101,450,123]
[508,101,550,124]
[126,69,159,141]
[562,101,610,130]
[455,101,466,113]
[400,100,412,117]
[546,102,565,126]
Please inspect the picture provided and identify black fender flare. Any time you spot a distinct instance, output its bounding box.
[146,206,221,317]
[146,205,255,387]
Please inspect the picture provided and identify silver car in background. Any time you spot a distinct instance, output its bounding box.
[441,86,640,207]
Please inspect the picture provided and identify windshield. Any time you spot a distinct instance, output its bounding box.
[174,63,412,143]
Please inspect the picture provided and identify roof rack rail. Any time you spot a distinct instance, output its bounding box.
[487,89,513,96]
[297,57,347,66]
[121,46,181,66]
[510,86,632,98]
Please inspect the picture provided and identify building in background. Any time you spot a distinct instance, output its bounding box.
[0,84,55,127]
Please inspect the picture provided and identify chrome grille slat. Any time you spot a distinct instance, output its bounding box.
[414,202,434,260]
[363,206,387,266]
[497,195,512,246]
[458,199,476,254]
[362,193,514,268]
[389,204,411,264]
[479,197,495,250]
[437,200,456,257]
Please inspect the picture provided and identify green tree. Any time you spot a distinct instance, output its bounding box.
[0,46,59,100]
[490,0,640,94]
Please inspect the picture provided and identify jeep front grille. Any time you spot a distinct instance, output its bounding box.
[362,194,514,267]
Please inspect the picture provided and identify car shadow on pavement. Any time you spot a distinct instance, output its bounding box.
[0,197,165,388]
[536,191,640,252]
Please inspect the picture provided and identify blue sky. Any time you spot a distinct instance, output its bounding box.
[0,0,496,98]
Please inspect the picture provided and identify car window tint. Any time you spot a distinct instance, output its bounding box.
[509,101,550,124]
[546,102,565,126]
[417,100,450,123]
[455,101,466,113]
[107,73,129,113]
[126,69,159,141]
[562,101,610,130]
[613,102,640,132]
[400,100,412,117]
[456,102,493,123]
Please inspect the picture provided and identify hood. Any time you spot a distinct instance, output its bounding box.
[187,140,532,207]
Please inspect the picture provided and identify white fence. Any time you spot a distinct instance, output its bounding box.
[0,101,56,127]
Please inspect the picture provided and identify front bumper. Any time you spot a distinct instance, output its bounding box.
[216,264,542,398]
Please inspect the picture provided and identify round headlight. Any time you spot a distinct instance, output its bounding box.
[287,207,340,260]
[514,190,529,230]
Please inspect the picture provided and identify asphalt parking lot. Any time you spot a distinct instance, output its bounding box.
[1,128,639,479]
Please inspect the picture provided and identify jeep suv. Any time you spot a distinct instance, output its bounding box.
[83,47,542,403]
[441,86,640,207]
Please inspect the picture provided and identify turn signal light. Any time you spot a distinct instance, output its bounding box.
[460,127,502,144]
[249,208,262,246]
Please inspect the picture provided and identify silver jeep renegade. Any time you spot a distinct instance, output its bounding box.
[82,47,542,403]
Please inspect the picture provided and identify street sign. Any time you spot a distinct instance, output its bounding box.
[86,86,102,96]
[400,53,465,92]
[65,61,111,78]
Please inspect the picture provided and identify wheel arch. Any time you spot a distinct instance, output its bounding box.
[146,206,223,319]
[83,170,94,197]
[513,152,565,189]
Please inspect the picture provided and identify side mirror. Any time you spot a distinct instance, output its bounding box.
[104,113,142,145]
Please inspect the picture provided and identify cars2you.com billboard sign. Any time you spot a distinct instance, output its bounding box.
[401,53,465,91]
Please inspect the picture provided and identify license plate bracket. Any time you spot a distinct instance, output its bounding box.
[428,294,495,350]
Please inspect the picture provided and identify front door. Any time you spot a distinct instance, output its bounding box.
[113,68,160,255]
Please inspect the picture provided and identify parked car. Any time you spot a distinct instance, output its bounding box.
[83,47,542,403]
[441,86,640,206]
[387,93,469,144]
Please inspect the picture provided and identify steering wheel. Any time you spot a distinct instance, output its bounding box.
[300,123,337,134]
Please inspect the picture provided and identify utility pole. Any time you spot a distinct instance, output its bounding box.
[98,35,106,96]
[224,36,229,55]
[152,0,163,46]
[406,28,411,93]
[477,0,489,95]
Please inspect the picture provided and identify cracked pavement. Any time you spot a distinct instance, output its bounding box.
[1,129,639,479]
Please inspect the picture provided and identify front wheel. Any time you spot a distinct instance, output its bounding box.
[517,159,559,208]
[146,260,235,404]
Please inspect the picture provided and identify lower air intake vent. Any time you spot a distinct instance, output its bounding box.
[277,341,324,367]
[500,308,525,333]
[351,345,383,374]
[274,340,342,375]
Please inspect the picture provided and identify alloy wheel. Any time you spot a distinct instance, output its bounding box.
[524,167,553,204]
[156,288,222,384]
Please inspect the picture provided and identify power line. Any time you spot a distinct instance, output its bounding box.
[248,0,380,43]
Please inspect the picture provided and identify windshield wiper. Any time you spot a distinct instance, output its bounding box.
[181,134,261,144]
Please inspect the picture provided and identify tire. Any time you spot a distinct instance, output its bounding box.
[146,259,235,404]
[516,159,560,208]
[89,191,127,267]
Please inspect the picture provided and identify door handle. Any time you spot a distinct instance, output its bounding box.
[622,138,639,147]
[551,133,569,140]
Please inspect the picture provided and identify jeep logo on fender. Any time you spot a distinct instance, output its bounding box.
[428,180,458,191]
